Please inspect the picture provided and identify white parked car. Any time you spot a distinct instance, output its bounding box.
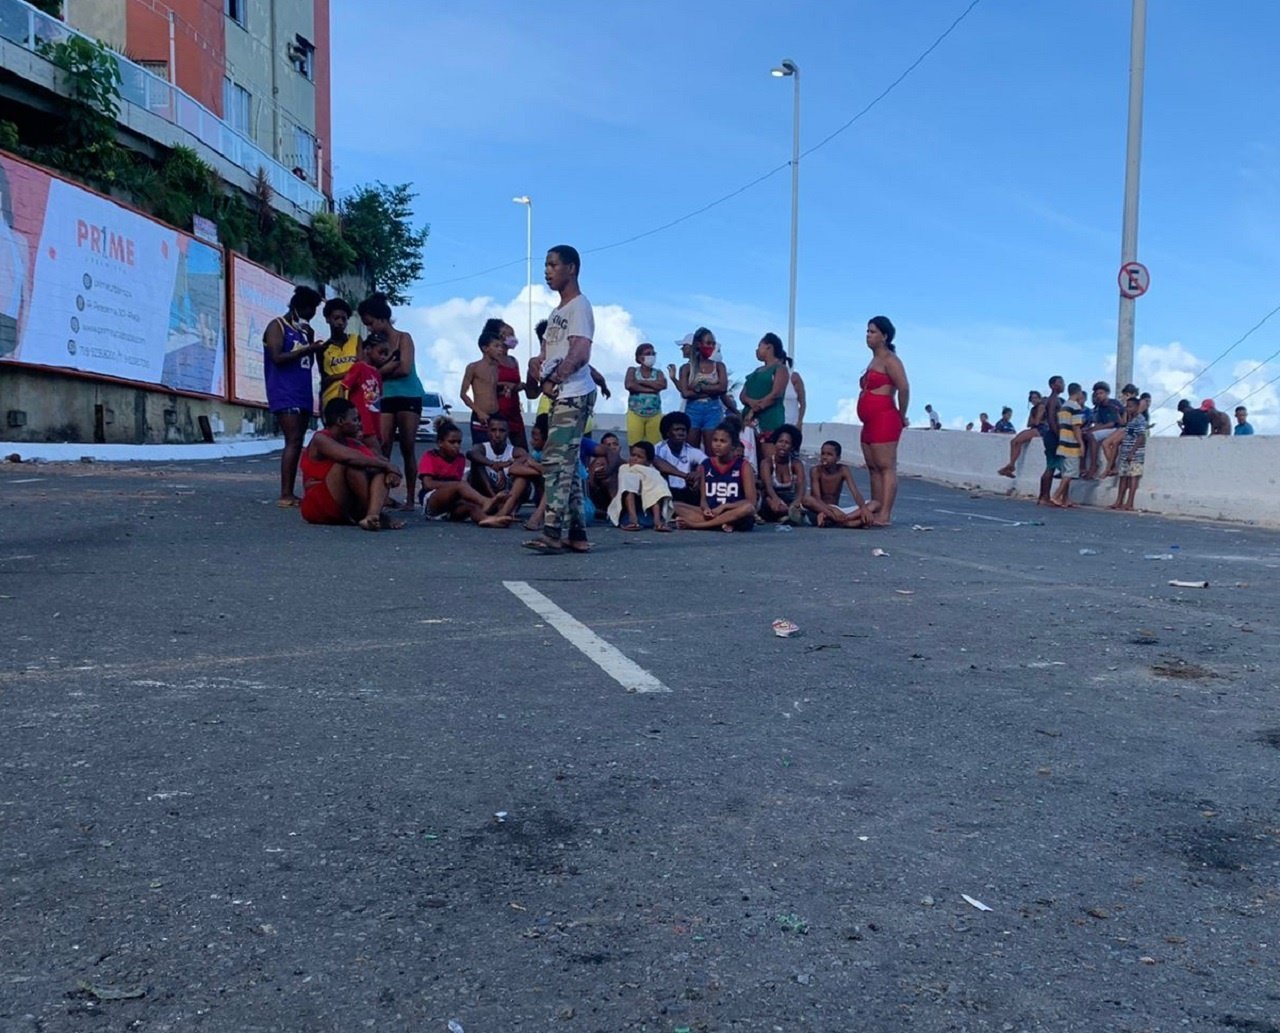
[416,392,453,440]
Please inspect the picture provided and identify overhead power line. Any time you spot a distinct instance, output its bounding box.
[1234,367,1280,408]
[1153,301,1280,409]
[420,0,985,288]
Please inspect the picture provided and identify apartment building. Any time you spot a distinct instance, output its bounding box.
[62,0,332,198]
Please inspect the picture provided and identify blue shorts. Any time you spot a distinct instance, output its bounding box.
[686,398,725,431]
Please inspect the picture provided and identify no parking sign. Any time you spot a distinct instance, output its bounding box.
[1118,261,1150,299]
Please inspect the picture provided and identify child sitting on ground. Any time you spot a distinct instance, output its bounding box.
[608,440,673,532]
[673,421,757,532]
[654,411,706,506]
[521,414,549,531]
[758,422,806,524]
[418,418,512,525]
[802,439,877,527]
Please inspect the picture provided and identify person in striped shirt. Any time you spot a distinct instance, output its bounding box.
[1051,382,1086,509]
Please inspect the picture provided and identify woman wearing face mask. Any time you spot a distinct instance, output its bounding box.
[485,318,530,451]
[624,342,668,446]
[675,327,727,451]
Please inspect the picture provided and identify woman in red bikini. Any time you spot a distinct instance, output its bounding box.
[857,315,910,526]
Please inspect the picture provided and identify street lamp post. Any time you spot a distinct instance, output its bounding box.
[771,58,800,363]
[512,195,533,413]
[1115,0,1146,390]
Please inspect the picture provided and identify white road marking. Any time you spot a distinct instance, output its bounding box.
[934,508,1022,524]
[503,580,671,694]
[7,478,45,484]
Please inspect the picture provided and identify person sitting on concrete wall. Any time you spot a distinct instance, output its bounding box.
[1203,399,1232,436]
[1177,400,1210,437]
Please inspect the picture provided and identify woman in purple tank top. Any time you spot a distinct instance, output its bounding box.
[263,285,324,506]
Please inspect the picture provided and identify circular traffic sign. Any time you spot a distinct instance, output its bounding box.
[1118,261,1150,299]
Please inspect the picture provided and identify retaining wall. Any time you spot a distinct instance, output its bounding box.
[593,414,1280,528]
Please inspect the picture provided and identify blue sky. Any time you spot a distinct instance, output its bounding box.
[331,1,1280,434]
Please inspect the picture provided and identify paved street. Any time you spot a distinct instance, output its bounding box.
[2,456,1279,1032]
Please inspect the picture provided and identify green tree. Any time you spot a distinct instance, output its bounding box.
[339,182,429,305]
[42,36,125,187]
[309,211,357,287]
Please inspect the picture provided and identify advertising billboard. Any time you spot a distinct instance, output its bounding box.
[0,153,225,396]
[229,255,325,406]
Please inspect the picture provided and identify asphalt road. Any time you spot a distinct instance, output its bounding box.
[2,456,1279,1032]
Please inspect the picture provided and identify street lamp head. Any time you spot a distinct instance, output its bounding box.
[771,58,798,77]
[512,195,531,205]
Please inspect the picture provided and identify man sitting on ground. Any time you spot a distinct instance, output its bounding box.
[584,431,623,517]
[467,414,532,524]
[300,398,404,531]
[654,411,706,506]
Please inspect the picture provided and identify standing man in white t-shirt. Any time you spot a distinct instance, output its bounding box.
[522,245,597,553]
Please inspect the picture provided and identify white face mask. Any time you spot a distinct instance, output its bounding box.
[640,354,656,368]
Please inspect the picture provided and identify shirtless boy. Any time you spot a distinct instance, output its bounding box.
[802,440,877,527]
[459,327,507,445]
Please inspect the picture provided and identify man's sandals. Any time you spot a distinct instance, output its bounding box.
[522,536,591,554]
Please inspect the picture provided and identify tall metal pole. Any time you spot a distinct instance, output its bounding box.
[1115,0,1146,389]
[513,195,533,414]
[525,199,533,415]
[785,63,801,363]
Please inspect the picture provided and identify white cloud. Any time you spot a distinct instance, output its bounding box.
[1134,341,1278,435]
[832,397,860,424]
[396,286,647,414]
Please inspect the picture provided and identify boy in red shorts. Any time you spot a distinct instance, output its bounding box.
[340,333,391,450]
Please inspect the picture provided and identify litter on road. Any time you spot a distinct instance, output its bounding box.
[772,618,800,638]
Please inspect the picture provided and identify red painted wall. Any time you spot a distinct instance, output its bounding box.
[125,0,226,116]
[313,0,333,199]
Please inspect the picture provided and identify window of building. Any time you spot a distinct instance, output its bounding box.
[290,126,317,183]
[138,59,169,82]
[224,0,246,28]
[223,78,251,134]
[288,35,314,80]
[137,60,171,113]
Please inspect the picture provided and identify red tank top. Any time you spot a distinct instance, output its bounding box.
[497,362,524,423]
[301,429,373,483]
[860,367,893,392]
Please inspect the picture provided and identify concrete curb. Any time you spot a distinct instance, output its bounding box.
[1,438,284,463]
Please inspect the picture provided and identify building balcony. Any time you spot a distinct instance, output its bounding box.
[0,0,325,218]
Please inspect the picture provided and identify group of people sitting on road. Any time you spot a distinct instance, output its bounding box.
[289,290,912,536]
[299,401,869,536]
